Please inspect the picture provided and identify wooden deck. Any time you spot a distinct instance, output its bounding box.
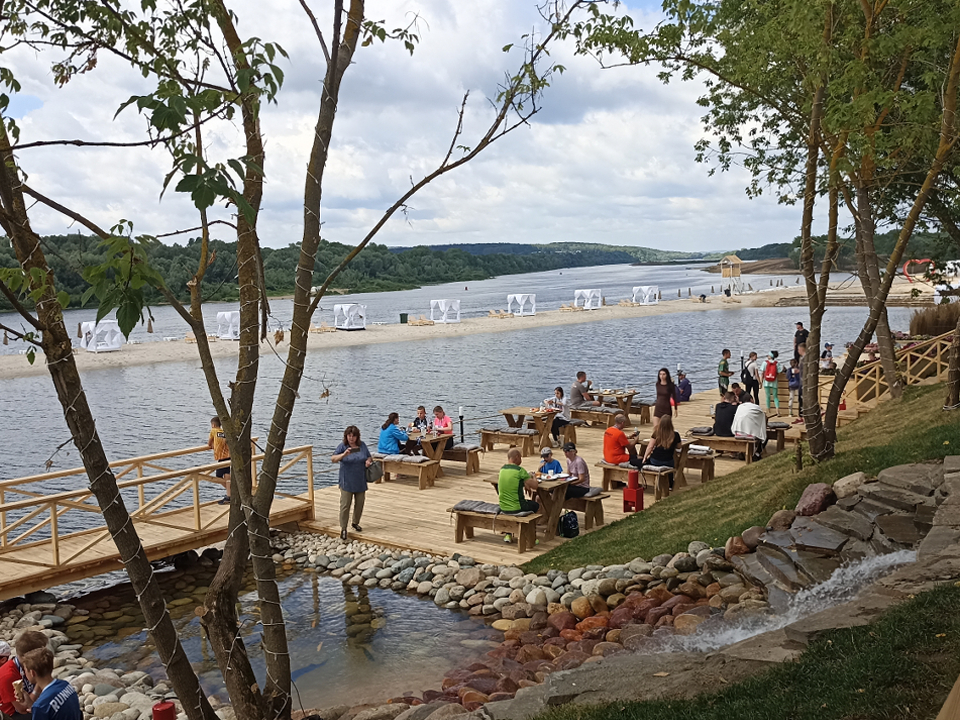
[301,392,805,565]
[0,446,316,601]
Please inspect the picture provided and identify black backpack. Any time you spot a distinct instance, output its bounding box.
[740,366,751,383]
[558,511,580,539]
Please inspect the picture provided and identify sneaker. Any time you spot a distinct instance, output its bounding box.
[793,418,804,424]
[503,534,513,543]
[218,496,231,505]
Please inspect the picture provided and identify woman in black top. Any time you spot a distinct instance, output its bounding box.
[640,415,682,490]
[652,368,679,431]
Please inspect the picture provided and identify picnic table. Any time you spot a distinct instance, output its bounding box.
[594,389,639,422]
[636,437,694,487]
[484,472,574,542]
[409,430,452,477]
[500,406,555,453]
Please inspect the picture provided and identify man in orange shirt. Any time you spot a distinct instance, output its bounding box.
[603,414,642,469]
[208,416,231,505]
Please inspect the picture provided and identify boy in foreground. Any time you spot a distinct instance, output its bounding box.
[21,648,81,720]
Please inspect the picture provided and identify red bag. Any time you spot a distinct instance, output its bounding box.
[764,360,778,382]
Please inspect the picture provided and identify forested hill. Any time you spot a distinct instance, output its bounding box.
[0,236,707,310]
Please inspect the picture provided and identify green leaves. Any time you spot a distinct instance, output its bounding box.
[80,229,165,338]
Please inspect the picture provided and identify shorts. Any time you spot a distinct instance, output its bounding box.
[215,464,231,478]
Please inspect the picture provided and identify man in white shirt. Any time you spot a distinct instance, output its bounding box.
[732,397,768,462]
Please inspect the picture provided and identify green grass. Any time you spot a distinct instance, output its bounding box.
[535,582,960,720]
[523,383,960,573]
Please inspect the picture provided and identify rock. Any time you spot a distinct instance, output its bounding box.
[768,509,797,531]
[95,684,119,697]
[813,505,874,541]
[94,703,130,718]
[795,483,836,516]
[455,568,481,588]
[877,464,941,496]
[353,705,411,720]
[596,578,618,597]
[833,472,866,499]
[876,513,923,545]
[525,589,547,607]
[499,568,523,581]
[546,612,578,632]
[790,517,850,555]
[741,525,764,549]
[669,554,698,573]
[605,593,626,609]
[570,596,593,620]
[25,591,58,604]
[718,584,747,603]
[724,536,750,558]
[673,614,708,635]
[491,619,512,632]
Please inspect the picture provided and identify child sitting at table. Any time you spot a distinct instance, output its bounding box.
[537,447,563,475]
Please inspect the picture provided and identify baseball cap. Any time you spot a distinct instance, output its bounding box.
[540,447,552,457]
[825,342,833,347]
[562,442,577,452]
[0,641,11,658]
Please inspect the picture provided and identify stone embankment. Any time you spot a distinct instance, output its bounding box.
[0,592,205,720]
[278,460,960,720]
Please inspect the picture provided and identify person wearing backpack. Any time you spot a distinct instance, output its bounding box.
[762,351,782,415]
[741,351,761,403]
[787,358,802,417]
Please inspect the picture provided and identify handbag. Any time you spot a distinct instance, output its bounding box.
[365,460,383,484]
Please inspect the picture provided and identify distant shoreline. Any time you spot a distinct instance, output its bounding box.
[702,258,797,275]
[0,277,929,381]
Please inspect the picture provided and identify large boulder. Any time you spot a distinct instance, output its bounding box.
[724,536,750,558]
[767,509,797,531]
[795,483,837,516]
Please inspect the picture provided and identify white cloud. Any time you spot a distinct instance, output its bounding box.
[4,0,815,253]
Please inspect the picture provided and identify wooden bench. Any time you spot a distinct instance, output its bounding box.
[441,446,482,475]
[379,458,440,490]
[685,453,715,483]
[560,424,578,446]
[479,429,535,456]
[562,493,609,530]
[570,408,623,428]
[595,462,632,492]
[684,435,756,463]
[630,403,652,425]
[447,508,540,554]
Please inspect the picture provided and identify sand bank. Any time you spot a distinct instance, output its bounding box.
[0,279,928,381]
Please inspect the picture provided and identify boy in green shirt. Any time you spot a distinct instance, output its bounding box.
[718,348,733,397]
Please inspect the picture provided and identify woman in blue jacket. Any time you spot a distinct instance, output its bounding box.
[378,413,416,454]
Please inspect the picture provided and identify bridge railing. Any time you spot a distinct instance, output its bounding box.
[0,445,314,569]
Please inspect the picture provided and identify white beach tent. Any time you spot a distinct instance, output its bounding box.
[506,293,536,316]
[933,260,960,304]
[429,299,461,324]
[574,289,602,310]
[334,303,367,330]
[632,286,659,305]
[78,320,124,353]
[216,311,241,340]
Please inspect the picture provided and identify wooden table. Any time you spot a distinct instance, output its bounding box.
[409,430,451,477]
[484,473,575,542]
[636,438,693,487]
[594,389,639,423]
[500,406,554,453]
[767,425,787,451]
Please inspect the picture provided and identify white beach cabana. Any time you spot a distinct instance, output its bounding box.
[334,303,367,330]
[429,299,461,323]
[506,293,536,316]
[574,289,602,310]
[78,320,124,353]
[216,311,241,340]
[632,286,659,305]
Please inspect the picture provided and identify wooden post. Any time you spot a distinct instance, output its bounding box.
[795,441,803,472]
[306,448,315,520]
[137,462,145,510]
[0,488,5,548]
[192,475,201,530]
[50,502,59,567]
[677,289,681,297]
[688,288,691,296]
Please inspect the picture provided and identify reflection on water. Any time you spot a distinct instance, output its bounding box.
[76,563,498,708]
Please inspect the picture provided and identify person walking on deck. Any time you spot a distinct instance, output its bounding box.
[331,425,372,541]
[652,368,678,431]
[718,349,733,397]
[207,416,231,505]
[763,351,782,415]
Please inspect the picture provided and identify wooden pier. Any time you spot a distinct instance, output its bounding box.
[0,445,315,601]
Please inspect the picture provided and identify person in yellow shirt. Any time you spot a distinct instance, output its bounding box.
[207,417,231,505]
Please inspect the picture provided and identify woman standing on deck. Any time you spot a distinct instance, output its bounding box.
[331,425,372,541]
[652,368,678,431]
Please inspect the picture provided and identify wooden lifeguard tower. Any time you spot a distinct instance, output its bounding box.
[719,254,744,295]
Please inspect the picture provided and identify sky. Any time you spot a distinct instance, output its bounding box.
[5,0,814,253]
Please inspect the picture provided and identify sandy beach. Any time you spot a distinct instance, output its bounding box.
[0,278,929,380]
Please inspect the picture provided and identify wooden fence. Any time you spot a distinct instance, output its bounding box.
[0,445,315,572]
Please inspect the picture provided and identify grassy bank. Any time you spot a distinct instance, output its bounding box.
[535,582,960,720]
[524,383,960,573]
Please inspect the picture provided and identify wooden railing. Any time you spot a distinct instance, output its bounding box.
[814,330,954,406]
[0,445,314,569]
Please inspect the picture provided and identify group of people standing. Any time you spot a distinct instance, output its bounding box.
[718,347,803,419]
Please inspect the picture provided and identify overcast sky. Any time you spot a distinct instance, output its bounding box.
[6,0,813,253]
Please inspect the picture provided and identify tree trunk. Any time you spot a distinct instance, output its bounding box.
[854,183,902,398]
[0,130,217,720]
[945,311,960,410]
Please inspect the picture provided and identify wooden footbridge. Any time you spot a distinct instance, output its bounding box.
[0,445,315,601]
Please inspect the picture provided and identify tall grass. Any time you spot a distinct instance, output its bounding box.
[909,302,960,336]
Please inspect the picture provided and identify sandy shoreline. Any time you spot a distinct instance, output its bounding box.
[0,279,928,380]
